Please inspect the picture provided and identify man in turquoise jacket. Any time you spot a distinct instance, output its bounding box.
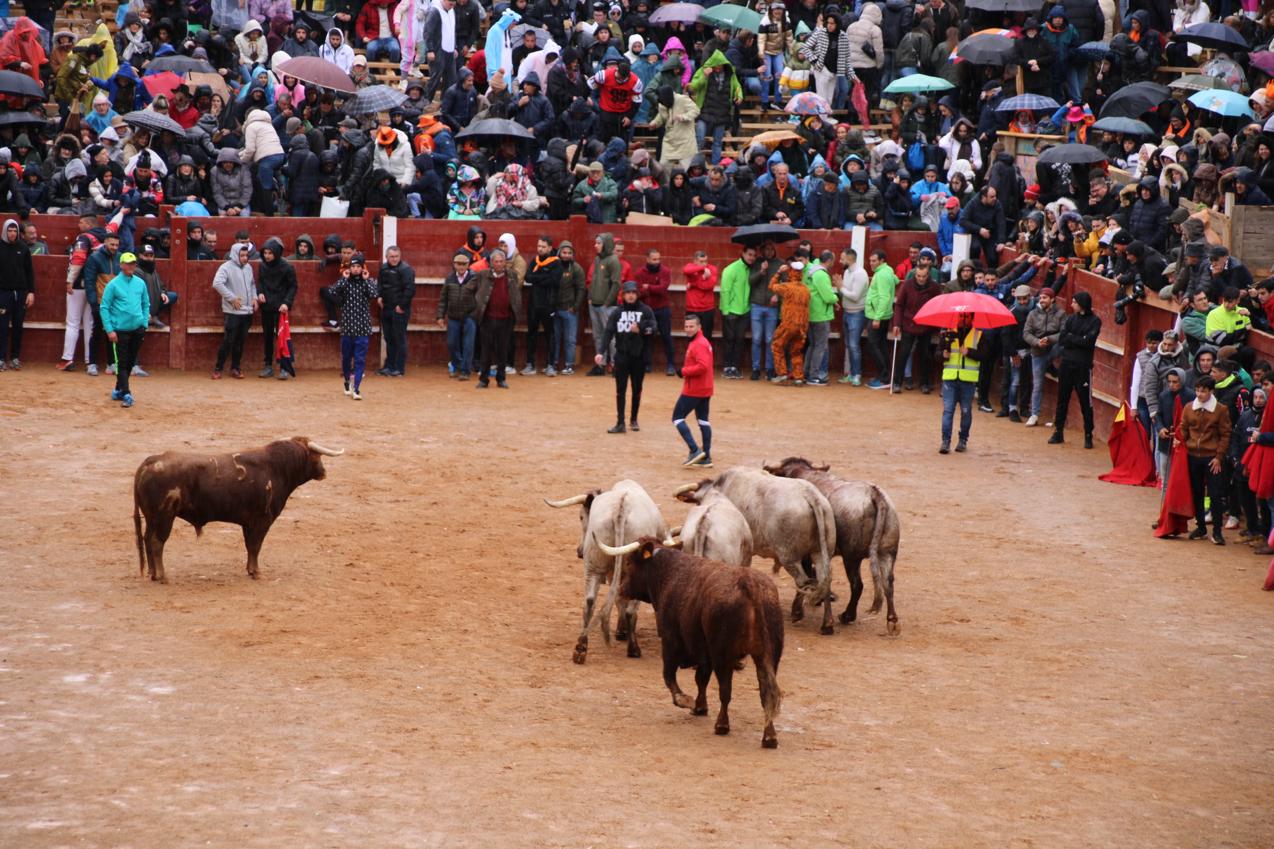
[99,251,150,408]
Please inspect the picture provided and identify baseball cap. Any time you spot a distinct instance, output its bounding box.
[141,244,155,255]
[918,247,936,260]
[353,54,368,66]
[119,251,137,263]
[944,196,960,209]
[621,280,638,292]
[1013,284,1031,297]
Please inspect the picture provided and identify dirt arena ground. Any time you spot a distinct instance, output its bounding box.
[1,365,1271,849]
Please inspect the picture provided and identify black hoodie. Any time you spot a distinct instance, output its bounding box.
[1058,290,1101,368]
[258,237,298,309]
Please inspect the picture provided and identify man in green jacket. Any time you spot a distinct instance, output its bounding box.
[688,50,741,165]
[98,252,150,409]
[718,244,756,379]
[571,161,619,223]
[587,232,622,375]
[553,240,587,375]
[804,250,839,385]
[865,248,898,389]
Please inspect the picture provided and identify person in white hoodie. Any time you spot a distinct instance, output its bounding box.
[235,20,270,81]
[212,243,258,379]
[372,125,415,187]
[837,245,869,384]
[320,27,355,74]
[239,108,287,215]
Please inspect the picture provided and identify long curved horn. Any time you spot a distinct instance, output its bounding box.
[597,540,642,557]
[306,441,345,456]
[672,482,698,496]
[544,494,589,508]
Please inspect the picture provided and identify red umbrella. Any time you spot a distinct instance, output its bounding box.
[143,70,184,99]
[274,56,356,94]
[913,291,1017,329]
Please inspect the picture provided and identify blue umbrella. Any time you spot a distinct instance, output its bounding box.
[995,93,1060,113]
[1188,88,1255,118]
[1173,22,1248,54]
[1090,116,1155,136]
[1075,40,1112,61]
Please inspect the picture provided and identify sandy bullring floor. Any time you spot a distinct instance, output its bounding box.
[1,366,1271,848]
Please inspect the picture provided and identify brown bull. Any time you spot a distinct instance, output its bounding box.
[603,538,784,749]
[132,437,344,583]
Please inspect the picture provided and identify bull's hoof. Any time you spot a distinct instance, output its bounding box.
[614,631,628,642]
[714,723,730,736]
[886,618,901,636]
[672,693,696,710]
[692,706,708,716]
[790,612,804,624]
[761,736,778,749]
[572,648,588,664]
[868,602,883,614]
[627,644,642,659]
[839,610,856,625]
[248,572,259,580]
[819,624,835,635]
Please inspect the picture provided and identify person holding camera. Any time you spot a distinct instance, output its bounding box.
[938,313,981,454]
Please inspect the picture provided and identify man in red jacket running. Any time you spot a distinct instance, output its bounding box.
[673,313,715,467]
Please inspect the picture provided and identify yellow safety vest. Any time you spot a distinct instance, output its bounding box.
[942,328,982,383]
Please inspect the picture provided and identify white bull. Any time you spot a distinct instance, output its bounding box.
[675,467,838,634]
[671,488,754,567]
[545,480,667,663]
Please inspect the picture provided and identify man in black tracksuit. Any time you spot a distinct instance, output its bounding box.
[1049,289,1101,448]
[376,246,416,376]
[523,236,560,375]
[597,280,656,433]
[256,237,297,378]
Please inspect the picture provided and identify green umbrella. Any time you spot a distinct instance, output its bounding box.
[883,73,956,94]
[699,3,763,33]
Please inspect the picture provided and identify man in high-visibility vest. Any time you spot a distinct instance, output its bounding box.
[940,313,982,455]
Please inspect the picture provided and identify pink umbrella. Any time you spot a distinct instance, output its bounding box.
[143,71,184,99]
[1251,51,1274,76]
[913,291,1017,330]
[274,56,356,94]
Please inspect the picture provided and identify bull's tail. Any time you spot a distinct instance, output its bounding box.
[133,480,145,576]
[748,581,783,732]
[806,490,834,604]
[866,486,897,616]
[597,498,626,646]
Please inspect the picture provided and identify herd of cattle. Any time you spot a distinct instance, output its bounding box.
[545,458,901,748]
[128,439,901,749]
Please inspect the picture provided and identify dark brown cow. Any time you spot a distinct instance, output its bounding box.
[132,437,344,583]
[601,538,783,749]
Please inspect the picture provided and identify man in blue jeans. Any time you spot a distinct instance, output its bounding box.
[939,313,981,454]
[748,243,780,380]
[837,247,869,384]
[1021,285,1065,427]
[437,253,477,379]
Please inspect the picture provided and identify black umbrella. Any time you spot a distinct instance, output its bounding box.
[122,109,187,137]
[0,70,45,99]
[964,0,1039,11]
[1090,116,1155,136]
[0,110,48,126]
[455,118,534,140]
[146,55,216,74]
[1172,22,1249,54]
[954,32,1015,65]
[1097,81,1171,119]
[731,223,800,245]
[1037,144,1107,166]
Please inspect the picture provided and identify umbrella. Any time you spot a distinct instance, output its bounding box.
[122,109,187,137]
[952,32,1015,65]
[1251,51,1274,75]
[274,56,356,94]
[1037,143,1107,166]
[650,2,703,24]
[964,0,1040,11]
[995,93,1059,113]
[510,23,550,48]
[0,110,47,126]
[0,70,44,99]
[1172,21,1248,54]
[345,84,408,114]
[455,118,534,140]
[883,74,955,94]
[700,3,762,33]
[784,91,831,115]
[1097,81,1171,119]
[749,128,802,147]
[1090,116,1155,136]
[731,224,800,246]
[1075,40,1112,61]
[142,71,184,99]
[146,55,216,74]
[1169,73,1231,93]
[914,292,1017,330]
[1188,88,1255,118]
[188,71,230,103]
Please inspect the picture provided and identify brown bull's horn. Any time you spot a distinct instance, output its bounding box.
[544,494,589,508]
[597,540,642,557]
[307,441,345,456]
[761,459,778,471]
[672,483,698,496]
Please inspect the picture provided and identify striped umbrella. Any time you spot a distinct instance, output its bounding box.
[344,84,409,114]
[995,93,1060,113]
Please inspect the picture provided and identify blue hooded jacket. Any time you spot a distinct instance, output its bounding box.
[91,63,152,113]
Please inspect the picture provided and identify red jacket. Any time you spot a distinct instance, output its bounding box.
[892,276,940,335]
[356,0,399,44]
[634,263,670,310]
[683,261,718,312]
[593,66,642,114]
[681,331,714,397]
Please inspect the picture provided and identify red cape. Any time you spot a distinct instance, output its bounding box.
[1155,397,1194,538]
[1100,402,1158,487]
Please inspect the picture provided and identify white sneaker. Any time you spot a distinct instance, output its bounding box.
[105,363,116,375]
[520,365,535,376]
[1025,415,1038,427]
[504,365,515,376]
[1224,516,1240,530]
[131,365,149,377]
[86,364,99,376]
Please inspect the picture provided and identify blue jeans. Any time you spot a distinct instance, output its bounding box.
[554,308,578,369]
[740,75,763,103]
[446,316,476,373]
[842,310,866,378]
[256,152,286,215]
[365,37,401,62]
[1001,351,1022,411]
[340,334,369,390]
[832,74,850,110]
[761,53,784,106]
[750,304,778,374]
[941,379,976,444]
[1030,349,1059,416]
[696,120,727,166]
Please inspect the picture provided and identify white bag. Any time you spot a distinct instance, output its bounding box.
[320,197,350,218]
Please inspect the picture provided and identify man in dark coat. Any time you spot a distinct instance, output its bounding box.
[1049,289,1101,447]
[256,237,297,379]
[377,245,415,376]
[285,135,321,216]
[513,71,555,149]
[1127,177,1171,252]
[960,185,1007,265]
[1011,18,1055,96]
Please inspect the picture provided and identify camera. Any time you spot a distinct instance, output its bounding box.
[1113,271,1145,325]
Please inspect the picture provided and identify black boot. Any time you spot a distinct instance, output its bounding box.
[608,422,626,434]
[1048,431,1064,444]
[1084,434,1094,449]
